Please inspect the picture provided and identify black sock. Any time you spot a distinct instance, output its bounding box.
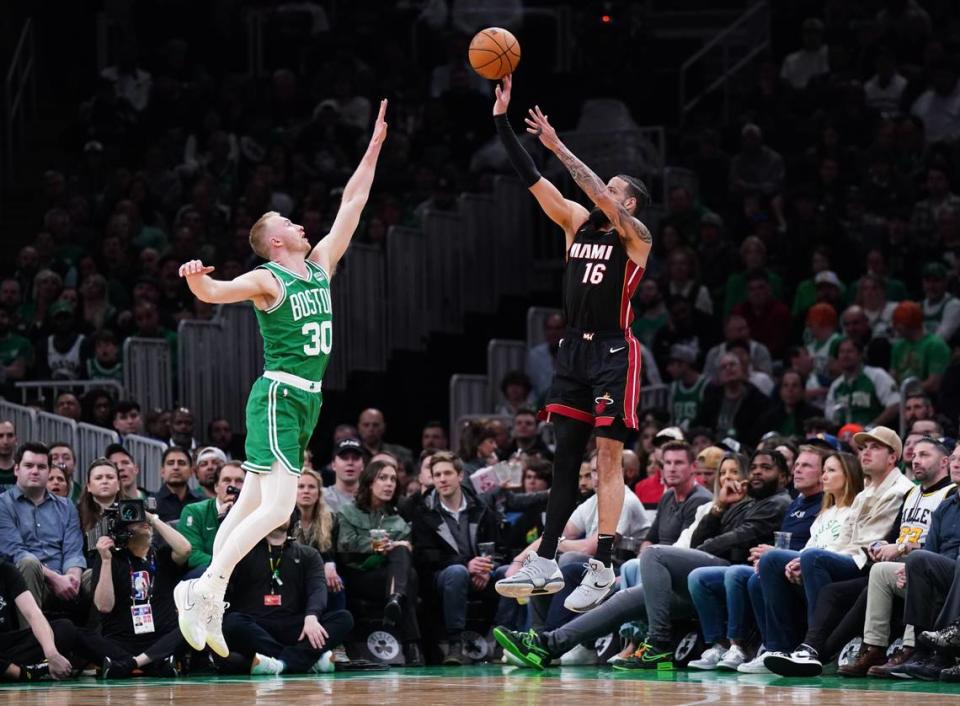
[538,416,592,559]
[595,534,615,567]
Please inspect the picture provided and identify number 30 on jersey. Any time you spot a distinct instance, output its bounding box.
[302,321,332,356]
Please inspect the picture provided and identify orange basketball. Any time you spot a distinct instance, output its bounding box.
[468,27,521,80]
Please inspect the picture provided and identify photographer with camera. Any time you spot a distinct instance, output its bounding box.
[179,461,246,579]
[78,502,192,678]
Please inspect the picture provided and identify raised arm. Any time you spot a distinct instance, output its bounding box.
[179,261,279,309]
[493,75,588,247]
[525,106,653,266]
[309,99,388,276]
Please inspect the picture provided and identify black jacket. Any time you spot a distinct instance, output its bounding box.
[410,483,501,577]
[691,489,792,564]
[225,540,327,621]
[693,382,771,446]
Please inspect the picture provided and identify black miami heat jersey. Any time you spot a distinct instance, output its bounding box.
[562,221,645,331]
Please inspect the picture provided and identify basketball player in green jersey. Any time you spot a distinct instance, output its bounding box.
[173,100,388,660]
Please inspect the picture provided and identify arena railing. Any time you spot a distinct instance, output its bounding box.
[178,318,226,445]
[458,193,500,315]
[14,379,124,406]
[422,208,465,335]
[124,434,168,493]
[450,374,490,436]
[36,410,77,449]
[487,339,527,410]
[0,399,36,442]
[213,304,264,430]
[123,337,173,415]
[386,226,428,353]
[77,423,120,472]
[493,177,541,294]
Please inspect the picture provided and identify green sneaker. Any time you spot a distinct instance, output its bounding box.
[493,627,552,670]
[612,641,675,671]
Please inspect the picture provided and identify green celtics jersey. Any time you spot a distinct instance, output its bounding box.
[257,260,333,381]
[670,374,708,428]
[825,365,899,426]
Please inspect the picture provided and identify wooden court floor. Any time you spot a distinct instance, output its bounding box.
[2,666,960,705]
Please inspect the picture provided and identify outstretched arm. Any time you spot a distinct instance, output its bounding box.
[493,76,587,245]
[525,106,652,264]
[179,260,279,309]
[309,99,388,276]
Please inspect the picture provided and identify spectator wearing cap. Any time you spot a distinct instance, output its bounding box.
[792,248,841,319]
[825,338,900,427]
[693,352,771,447]
[759,427,913,671]
[694,446,725,488]
[324,439,365,514]
[891,301,951,395]
[780,18,829,91]
[921,262,960,340]
[731,270,792,360]
[666,344,708,430]
[750,369,821,440]
[194,446,227,499]
[34,300,85,381]
[813,270,845,315]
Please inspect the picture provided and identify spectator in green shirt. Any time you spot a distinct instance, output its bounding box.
[891,300,951,395]
[723,236,783,315]
[178,461,246,579]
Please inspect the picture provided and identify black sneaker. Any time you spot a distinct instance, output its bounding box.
[941,662,960,682]
[101,656,136,680]
[765,645,824,677]
[403,642,424,668]
[383,594,403,628]
[145,656,180,678]
[900,650,954,680]
[19,663,50,682]
[921,620,960,650]
[611,641,675,671]
[492,627,552,670]
[443,639,474,666]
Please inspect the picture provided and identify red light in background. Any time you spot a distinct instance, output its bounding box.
[601,14,612,23]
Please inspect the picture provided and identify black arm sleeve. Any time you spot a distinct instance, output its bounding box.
[494,114,541,188]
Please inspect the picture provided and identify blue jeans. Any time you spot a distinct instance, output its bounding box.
[758,549,803,653]
[688,566,728,644]
[747,571,766,641]
[798,548,863,624]
[724,565,757,642]
[434,563,509,636]
[620,557,641,589]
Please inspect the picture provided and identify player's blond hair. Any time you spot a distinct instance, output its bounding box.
[249,211,280,259]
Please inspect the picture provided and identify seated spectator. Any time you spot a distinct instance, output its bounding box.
[217,520,353,676]
[409,452,505,665]
[728,341,774,396]
[53,394,81,422]
[46,467,69,498]
[323,438,365,514]
[525,313,563,404]
[291,470,344,612]
[693,446,725,488]
[0,556,76,682]
[151,446,204,523]
[864,47,906,114]
[86,330,122,382]
[703,314,773,381]
[81,389,115,430]
[0,443,86,613]
[854,273,898,340]
[825,338,900,427]
[112,400,142,439]
[921,262,960,340]
[77,458,121,554]
[666,344,708,430]
[495,370,536,417]
[193,446,227,499]
[34,301,85,380]
[206,418,241,460]
[779,18,829,91]
[693,353,771,446]
[759,427,913,673]
[49,441,81,503]
[722,236,784,318]
[0,308,31,399]
[632,279,670,348]
[358,408,413,471]
[910,62,960,147]
[460,422,499,474]
[167,407,198,451]
[420,421,449,455]
[664,248,713,317]
[499,408,553,461]
[904,392,936,429]
[79,510,192,678]
[891,301,950,395]
[179,461,245,579]
[0,422,15,489]
[840,305,891,370]
[336,459,421,665]
[751,370,819,439]
[578,459,594,503]
[105,444,148,500]
[731,270,791,360]
[641,442,712,551]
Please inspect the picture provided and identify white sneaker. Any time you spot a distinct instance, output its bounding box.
[495,555,564,598]
[688,644,725,670]
[204,597,230,658]
[559,643,599,666]
[764,645,823,677]
[563,559,615,613]
[310,651,335,674]
[717,644,747,670]
[250,653,285,676]
[173,579,210,652]
[738,649,772,674]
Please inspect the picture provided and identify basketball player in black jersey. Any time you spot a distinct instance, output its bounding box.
[491,75,653,612]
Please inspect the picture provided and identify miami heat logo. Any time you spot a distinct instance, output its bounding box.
[595,393,614,415]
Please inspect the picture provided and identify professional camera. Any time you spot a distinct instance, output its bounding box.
[225,485,240,497]
[99,498,158,545]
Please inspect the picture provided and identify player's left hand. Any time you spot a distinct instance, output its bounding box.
[525,105,559,150]
[299,615,329,650]
[369,98,388,147]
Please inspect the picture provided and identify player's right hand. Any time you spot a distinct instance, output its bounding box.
[178,259,215,278]
[493,74,512,116]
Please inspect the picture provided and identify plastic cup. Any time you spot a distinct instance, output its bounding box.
[773,531,792,550]
[370,529,389,552]
[477,541,496,558]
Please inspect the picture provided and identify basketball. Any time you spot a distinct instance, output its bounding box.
[468,27,521,80]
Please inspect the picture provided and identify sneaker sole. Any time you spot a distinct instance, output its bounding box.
[737,665,772,674]
[173,581,208,652]
[612,661,675,672]
[492,628,547,670]
[763,655,822,677]
[495,579,565,599]
[206,632,231,658]
[563,584,614,613]
[717,662,745,671]
[687,662,719,670]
